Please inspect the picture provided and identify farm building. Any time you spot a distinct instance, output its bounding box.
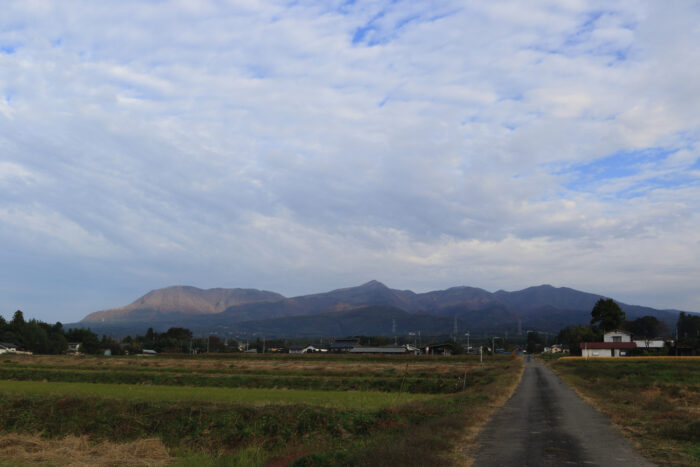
[424,343,454,356]
[349,344,420,355]
[289,345,319,354]
[330,338,360,352]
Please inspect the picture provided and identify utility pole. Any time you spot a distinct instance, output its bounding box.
[676,326,679,356]
[465,331,470,353]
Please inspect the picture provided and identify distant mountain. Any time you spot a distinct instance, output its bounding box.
[73,281,691,338]
[81,286,284,323]
[218,280,412,322]
[228,305,463,338]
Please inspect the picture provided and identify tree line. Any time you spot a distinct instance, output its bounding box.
[0,310,239,355]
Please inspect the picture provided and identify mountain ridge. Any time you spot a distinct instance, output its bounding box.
[76,281,691,337]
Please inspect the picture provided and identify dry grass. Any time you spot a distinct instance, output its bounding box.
[453,359,526,466]
[550,358,700,466]
[2,353,483,376]
[0,434,171,466]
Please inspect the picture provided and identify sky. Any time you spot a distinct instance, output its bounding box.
[1,0,699,323]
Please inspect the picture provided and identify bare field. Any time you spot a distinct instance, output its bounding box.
[0,353,523,466]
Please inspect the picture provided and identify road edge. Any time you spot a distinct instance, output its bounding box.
[543,357,660,466]
[453,356,526,467]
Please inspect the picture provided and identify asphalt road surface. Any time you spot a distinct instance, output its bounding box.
[472,356,655,467]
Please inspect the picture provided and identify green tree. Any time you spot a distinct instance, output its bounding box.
[624,316,668,339]
[677,312,700,353]
[65,328,101,354]
[526,331,543,354]
[557,325,601,356]
[11,310,25,328]
[590,298,625,331]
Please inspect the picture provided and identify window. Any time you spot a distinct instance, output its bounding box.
[612,336,621,342]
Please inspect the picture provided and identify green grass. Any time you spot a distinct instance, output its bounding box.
[0,380,431,409]
[0,366,470,393]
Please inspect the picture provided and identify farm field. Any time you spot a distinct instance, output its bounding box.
[0,353,523,466]
[550,357,700,466]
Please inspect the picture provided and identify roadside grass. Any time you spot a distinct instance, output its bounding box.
[550,357,700,466]
[0,354,524,466]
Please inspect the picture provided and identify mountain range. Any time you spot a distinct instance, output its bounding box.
[72,281,689,338]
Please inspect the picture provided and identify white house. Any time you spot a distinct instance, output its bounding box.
[603,330,632,343]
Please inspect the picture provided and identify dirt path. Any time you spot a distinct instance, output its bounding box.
[472,356,655,466]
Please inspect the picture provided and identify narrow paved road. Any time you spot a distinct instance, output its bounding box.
[473,356,655,466]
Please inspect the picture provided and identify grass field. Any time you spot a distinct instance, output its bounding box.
[0,380,432,409]
[0,353,523,466]
[550,357,700,466]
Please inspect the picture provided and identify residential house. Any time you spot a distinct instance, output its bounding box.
[603,330,632,343]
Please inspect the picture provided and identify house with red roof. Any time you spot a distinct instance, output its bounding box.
[580,330,636,358]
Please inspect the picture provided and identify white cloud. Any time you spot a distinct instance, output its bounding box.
[0,0,699,321]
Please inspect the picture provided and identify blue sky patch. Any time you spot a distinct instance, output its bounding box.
[1,44,18,54]
[559,147,697,198]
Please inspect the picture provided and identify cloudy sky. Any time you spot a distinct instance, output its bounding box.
[1,0,699,323]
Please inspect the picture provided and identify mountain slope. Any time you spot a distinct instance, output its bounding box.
[82,286,284,323]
